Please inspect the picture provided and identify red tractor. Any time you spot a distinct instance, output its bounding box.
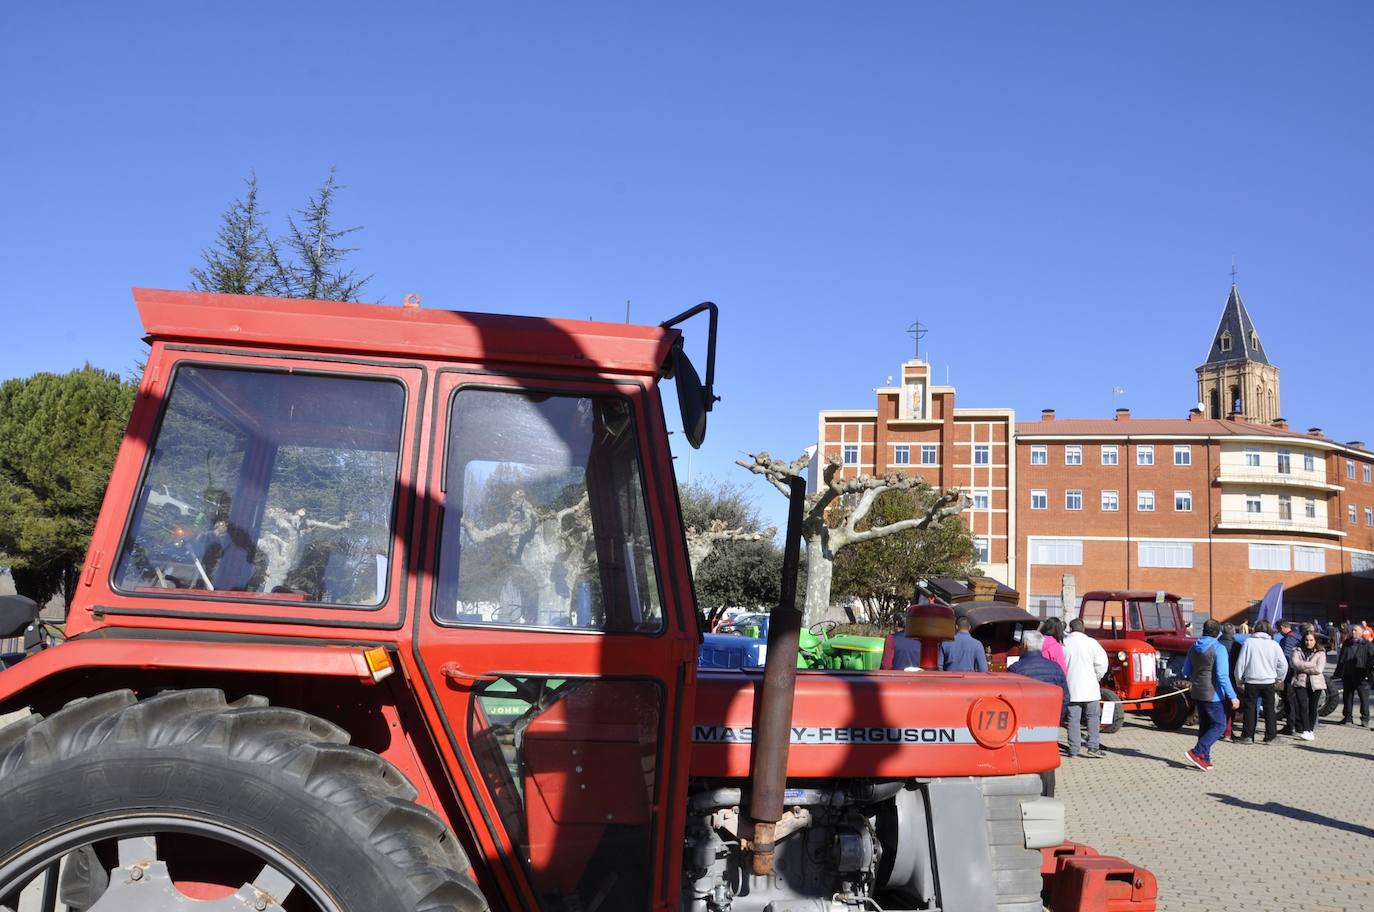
[0,289,1154,912]
[1077,591,1195,732]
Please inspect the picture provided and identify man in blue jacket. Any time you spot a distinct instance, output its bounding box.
[1181,619,1240,771]
[938,616,988,672]
[1009,630,1068,714]
[1009,630,1068,796]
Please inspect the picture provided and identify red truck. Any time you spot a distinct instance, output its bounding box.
[0,289,1154,911]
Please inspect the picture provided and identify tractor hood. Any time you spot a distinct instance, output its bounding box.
[1146,634,1195,656]
[690,670,1060,779]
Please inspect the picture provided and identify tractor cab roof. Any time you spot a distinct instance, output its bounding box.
[1081,590,1182,602]
[135,288,679,376]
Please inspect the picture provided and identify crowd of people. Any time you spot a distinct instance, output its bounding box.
[879,607,1374,775]
[1182,618,1374,771]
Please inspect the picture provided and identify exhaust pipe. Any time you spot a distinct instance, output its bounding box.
[747,475,807,875]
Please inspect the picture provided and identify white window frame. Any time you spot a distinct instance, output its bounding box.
[1065,489,1083,511]
[1350,504,1358,524]
[1366,465,1373,484]
[973,445,991,465]
[1303,452,1315,472]
[1139,541,1194,569]
[1246,494,1262,514]
[1367,507,1373,527]
[974,537,991,563]
[1348,460,1357,480]
[1173,445,1191,466]
[920,444,938,465]
[1249,543,1291,572]
[1278,494,1292,521]
[1030,489,1048,510]
[1030,445,1047,465]
[1137,490,1155,512]
[843,444,859,465]
[1064,445,1082,466]
[1305,497,1317,519]
[1294,546,1326,573]
[1100,445,1119,466]
[893,445,910,465]
[1277,449,1291,475]
[1174,491,1192,512]
[1101,490,1119,512]
[1137,445,1155,466]
[1245,448,1261,468]
[972,489,991,510]
[1031,539,1083,566]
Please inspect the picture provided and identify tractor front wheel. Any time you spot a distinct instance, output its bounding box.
[1098,688,1124,734]
[1149,692,1192,731]
[0,689,487,912]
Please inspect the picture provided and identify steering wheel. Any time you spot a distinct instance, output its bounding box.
[809,620,839,637]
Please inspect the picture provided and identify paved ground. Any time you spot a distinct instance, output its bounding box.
[1058,712,1374,912]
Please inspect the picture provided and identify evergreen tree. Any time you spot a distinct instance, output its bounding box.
[190,172,275,296]
[268,167,371,301]
[192,167,371,302]
[0,366,137,608]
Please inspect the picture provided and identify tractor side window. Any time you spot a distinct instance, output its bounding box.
[468,676,660,911]
[113,366,405,606]
[435,388,664,633]
[1079,599,1104,629]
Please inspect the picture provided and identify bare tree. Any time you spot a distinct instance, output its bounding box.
[684,520,776,576]
[737,451,966,625]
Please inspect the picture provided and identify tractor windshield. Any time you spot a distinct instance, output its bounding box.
[113,365,406,606]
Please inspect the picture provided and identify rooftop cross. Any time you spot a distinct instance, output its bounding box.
[906,320,928,360]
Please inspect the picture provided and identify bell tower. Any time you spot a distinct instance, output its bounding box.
[1196,283,1280,422]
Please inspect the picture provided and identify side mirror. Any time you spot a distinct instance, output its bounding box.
[660,302,719,450]
[669,342,708,448]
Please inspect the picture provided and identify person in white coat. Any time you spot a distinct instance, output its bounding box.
[1062,617,1110,758]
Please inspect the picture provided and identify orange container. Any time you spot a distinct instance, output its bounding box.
[1050,855,1158,912]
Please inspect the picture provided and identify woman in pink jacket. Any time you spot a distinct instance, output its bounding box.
[1039,617,1068,674]
[1290,627,1327,740]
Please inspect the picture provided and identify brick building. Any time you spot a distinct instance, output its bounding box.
[813,285,1374,624]
[816,357,1016,583]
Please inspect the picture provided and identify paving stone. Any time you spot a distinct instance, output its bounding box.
[1058,713,1374,912]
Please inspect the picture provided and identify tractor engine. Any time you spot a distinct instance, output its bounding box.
[683,774,1059,912]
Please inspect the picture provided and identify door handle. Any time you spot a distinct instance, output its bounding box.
[440,662,498,688]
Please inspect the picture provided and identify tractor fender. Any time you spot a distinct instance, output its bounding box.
[0,634,386,711]
[0,634,469,847]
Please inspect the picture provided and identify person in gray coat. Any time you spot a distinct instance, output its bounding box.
[1234,620,1289,744]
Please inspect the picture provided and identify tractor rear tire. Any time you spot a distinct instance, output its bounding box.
[1098,688,1124,734]
[0,689,488,912]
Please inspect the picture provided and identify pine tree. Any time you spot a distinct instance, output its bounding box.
[268,167,371,301]
[190,172,275,296]
[0,366,137,608]
[192,168,371,302]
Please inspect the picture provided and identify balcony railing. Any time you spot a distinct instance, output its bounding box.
[1213,510,1345,537]
[1212,465,1342,491]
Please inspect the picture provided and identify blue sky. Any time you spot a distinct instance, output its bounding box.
[3,3,1371,531]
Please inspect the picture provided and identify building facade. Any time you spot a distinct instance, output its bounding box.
[813,286,1374,623]
[816,357,1016,583]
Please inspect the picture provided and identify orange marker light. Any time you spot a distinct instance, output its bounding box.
[363,647,394,682]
